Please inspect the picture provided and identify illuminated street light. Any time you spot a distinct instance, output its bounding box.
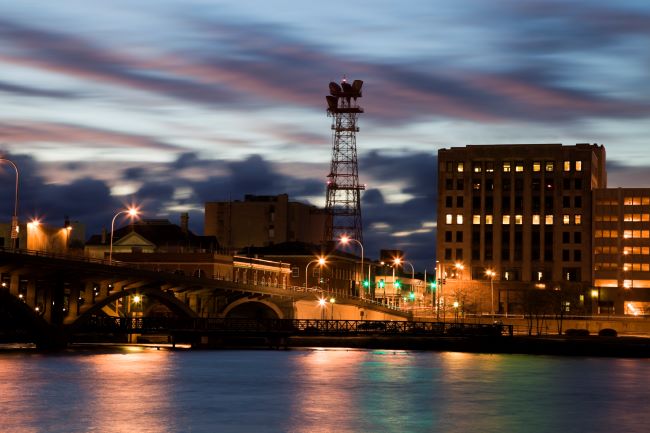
[339,235,365,298]
[305,257,326,289]
[330,297,336,320]
[109,206,140,265]
[318,297,327,320]
[485,269,496,319]
[0,156,20,249]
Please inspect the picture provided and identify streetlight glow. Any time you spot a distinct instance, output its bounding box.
[305,257,327,289]
[339,235,366,298]
[109,205,141,264]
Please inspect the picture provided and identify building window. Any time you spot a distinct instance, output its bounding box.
[291,267,299,278]
[545,215,554,225]
[562,232,570,243]
[457,162,464,173]
[563,215,570,225]
[473,215,481,224]
[563,161,571,171]
[472,180,481,190]
[532,215,540,225]
[563,196,571,208]
[445,231,452,242]
[456,248,463,260]
[473,163,482,173]
[445,248,452,260]
[456,215,464,225]
[456,196,464,207]
[486,162,494,173]
[575,161,582,171]
[545,161,554,172]
[533,161,541,172]
[456,231,463,242]
[503,162,511,172]
[515,215,523,224]
[446,179,453,189]
[574,196,582,208]
[486,215,493,224]
[446,214,453,224]
[503,215,511,224]
[574,179,582,189]
[574,250,582,261]
[457,180,464,190]
[445,196,453,207]
[574,232,581,243]
[515,162,524,172]
[574,214,581,225]
[562,250,570,261]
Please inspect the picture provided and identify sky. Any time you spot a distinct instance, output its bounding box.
[1,0,649,271]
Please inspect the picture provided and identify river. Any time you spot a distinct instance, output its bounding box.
[1,346,648,433]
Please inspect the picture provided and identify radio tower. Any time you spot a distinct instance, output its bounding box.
[324,78,365,243]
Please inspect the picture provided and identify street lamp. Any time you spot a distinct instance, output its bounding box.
[109,206,139,264]
[485,269,496,319]
[330,297,336,320]
[318,297,327,320]
[305,257,326,289]
[339,235,365,298]
[0,157,19,249]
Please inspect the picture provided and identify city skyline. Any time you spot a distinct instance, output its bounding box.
[1,0,650,270]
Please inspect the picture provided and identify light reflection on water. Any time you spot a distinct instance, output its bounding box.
[1,347,649,433]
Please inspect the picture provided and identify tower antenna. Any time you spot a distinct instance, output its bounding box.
[324,78,365,243]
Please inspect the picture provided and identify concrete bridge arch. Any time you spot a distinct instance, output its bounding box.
[222,297,285,319]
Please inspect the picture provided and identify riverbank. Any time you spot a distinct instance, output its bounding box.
[284,335,650,357]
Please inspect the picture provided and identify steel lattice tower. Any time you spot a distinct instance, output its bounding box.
[324,78,365,243]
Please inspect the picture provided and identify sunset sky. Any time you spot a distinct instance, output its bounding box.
[1,0,649,270]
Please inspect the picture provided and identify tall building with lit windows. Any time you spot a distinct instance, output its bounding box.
[436,143,606,315]
[593,189,650,316]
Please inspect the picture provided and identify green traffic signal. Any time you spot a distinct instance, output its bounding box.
[378,279,385,288]
[394,280,401,289]
[409,292,415,300]
[363,279,370,288]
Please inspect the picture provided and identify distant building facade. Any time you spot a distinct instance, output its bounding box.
[204,194,327,250]
[1,218,85,253]
[437,143,607,315]
[593,188,650,316]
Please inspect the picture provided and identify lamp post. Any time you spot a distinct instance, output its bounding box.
[0,157,19,249]
[305,257,326,290]
[339,235,365,298]
[485,269,496,319]
[109,206,139,264]
[318,297,327,320]
[330,297,336,320]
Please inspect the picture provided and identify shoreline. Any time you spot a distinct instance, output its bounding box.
[2,335,649,358]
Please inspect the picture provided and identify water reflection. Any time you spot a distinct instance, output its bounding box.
[1,348,649,433]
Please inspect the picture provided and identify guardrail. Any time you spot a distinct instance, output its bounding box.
[76,316,512,337]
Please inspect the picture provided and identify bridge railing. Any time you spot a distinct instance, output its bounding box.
[76,316,512,337]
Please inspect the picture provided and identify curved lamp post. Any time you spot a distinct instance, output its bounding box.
[0,157,19,249]
[305,257,326,289]
[339,235,365,298]
[109,206,139,264]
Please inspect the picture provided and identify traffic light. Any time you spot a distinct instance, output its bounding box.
[394,280,401,289]
[363,279,370,288]
[430,281,437,291]
[409,292,415,301]
[378,279,385,289]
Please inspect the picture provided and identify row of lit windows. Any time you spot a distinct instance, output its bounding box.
[624,247,650,255]
[463,214,582,225]
[448,160,583,173]
[595,229,650,238]
[624,230,650,239]
[596,197,650,206]
[595,246,618,254]
[598,263,650,272]
[624,214,650,222]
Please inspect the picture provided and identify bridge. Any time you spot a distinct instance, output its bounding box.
[0,247,410,348]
